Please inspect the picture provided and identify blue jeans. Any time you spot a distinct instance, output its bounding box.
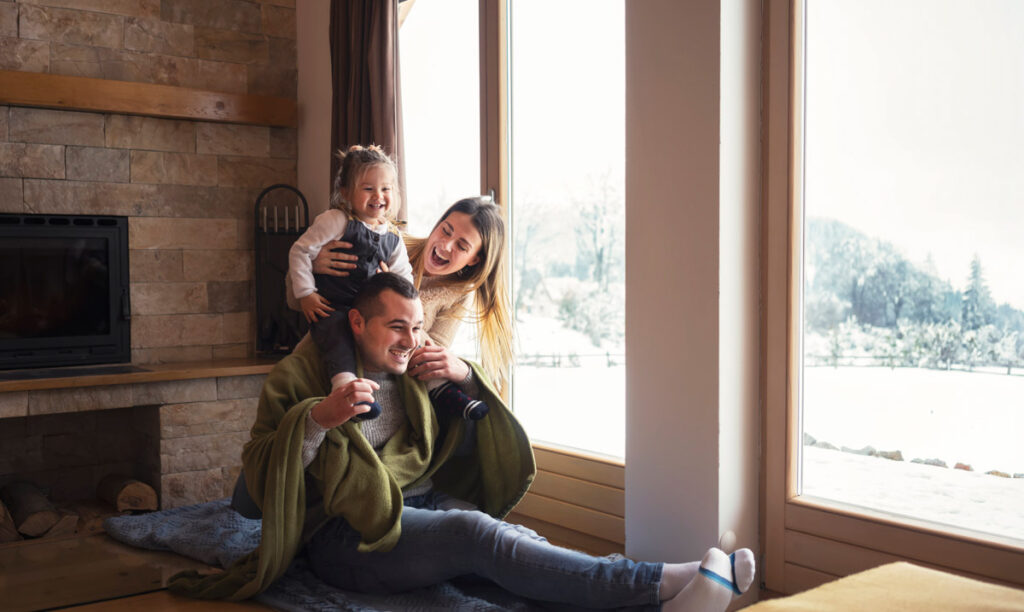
[304,492,662,610]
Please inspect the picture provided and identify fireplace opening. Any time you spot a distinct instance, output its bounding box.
[0,213,131,370]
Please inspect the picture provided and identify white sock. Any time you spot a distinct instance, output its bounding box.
[330,371,357,393]
[663,547,755,612]
[659,561,700,601]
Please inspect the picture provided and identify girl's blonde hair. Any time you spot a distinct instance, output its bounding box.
[406,198,514,389]
[330,145,400,222]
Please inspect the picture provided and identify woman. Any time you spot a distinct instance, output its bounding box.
[303,197,513,391]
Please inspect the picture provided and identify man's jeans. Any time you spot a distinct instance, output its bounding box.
[304,492,662,610]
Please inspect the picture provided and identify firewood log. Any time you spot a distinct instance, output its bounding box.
[0,498,22,543]
[97,475,157,512]
[0,481,60,537]
[42,509,79,538]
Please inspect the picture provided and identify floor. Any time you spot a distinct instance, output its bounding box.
[0,534,269,611]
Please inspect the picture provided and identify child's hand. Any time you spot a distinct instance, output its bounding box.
[377,261,390,274]
[300,292,334,323]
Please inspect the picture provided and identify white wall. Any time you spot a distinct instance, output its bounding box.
[296,1,332,216]
[625,1,760,606]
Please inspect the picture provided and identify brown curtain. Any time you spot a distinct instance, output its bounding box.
[330,0,407,222]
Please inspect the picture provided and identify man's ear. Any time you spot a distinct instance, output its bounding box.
[349,307,365,336]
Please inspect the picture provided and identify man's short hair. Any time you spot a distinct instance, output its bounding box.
[351,272,419,321]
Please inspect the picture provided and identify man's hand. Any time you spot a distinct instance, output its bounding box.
[312,240,358,276]
[300,292,334,322]
[310,378,381,428]
[408,342,470,383]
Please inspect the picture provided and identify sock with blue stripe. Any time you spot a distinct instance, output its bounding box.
[663,547,755,612]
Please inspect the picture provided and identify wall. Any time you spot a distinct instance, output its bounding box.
[625,2,760,607]
[0,0,298,364]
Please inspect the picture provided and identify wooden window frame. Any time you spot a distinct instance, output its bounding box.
[762,0,1024,594]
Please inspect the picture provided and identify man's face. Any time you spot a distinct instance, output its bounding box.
[350,290,424,374]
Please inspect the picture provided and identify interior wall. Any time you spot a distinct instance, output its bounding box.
[296,1,332,217]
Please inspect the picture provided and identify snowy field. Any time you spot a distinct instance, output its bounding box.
[803,366,1024,541]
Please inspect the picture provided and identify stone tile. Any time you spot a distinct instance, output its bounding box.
[0,417,28,440]
[196,123,268,157]
[0,2,18,37]
[9,107,105,146]
[66,146,130,182]
[99,48,199,88]
[50,43,103,78]
[261,4,294,39]
[161,467,228,509]
[160,430,247,472]
[130,281,207,315]
[132,345,212,364]
[194,26,267,64]
[0,436,43,474]
[24,179,151,216]
[19,4,124,49]
[0,37,49,72]
[141,184,250,219]
[247,37,296,98]
[105,115,195,152]
[18,0,161,19]
[27,411,96,436]
[182,249,252,282]
[129,249,184,282]
[236,217,256,250]
[0,105,7,139]
[252,0,294,7]
[207,280,251,313]
[130,150,217,186]
[132,378,218,404]
[129,217,240,249]
[0,392,28,419]
[124,16,194,56]
[217,156,296,188]
[269,127,296,159]
[161,0,262,34]
[131,313,223,348]
[194,59,247,94]
[221,311,252,345]
[212,343,249,359]
[160,398,253,438]
[29,385,134,415]
[217,375,264,400]
[42,433,95,469]
[0,178,23,212]
[0,143,64,179]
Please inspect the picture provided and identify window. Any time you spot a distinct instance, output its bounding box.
[765,0,1024,593]
[399,0,482,237]
[507,0,626,458]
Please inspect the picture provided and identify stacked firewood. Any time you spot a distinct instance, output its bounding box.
[0,475,157,543]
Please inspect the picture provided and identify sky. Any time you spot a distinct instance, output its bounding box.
[804,0,1024,308]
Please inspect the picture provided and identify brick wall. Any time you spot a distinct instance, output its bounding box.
[0,0,298,363]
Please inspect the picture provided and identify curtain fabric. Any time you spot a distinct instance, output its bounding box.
[330,0,407,222]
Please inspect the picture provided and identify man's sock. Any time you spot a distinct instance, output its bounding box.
[659,561,700,601]
[429,381,489,421]
[663,547,755,612]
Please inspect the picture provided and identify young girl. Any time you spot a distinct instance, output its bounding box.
[289,148,490,421]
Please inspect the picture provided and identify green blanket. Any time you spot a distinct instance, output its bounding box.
[169,341,535,600]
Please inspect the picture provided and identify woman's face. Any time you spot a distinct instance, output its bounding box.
[423,211,483,277]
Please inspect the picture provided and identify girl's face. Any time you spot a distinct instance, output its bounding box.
[346,165,394,224]
[423,211,483,277]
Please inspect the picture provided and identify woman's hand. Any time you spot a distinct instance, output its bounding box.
[310,378,381,428]
[408,340,470,383]
[300,292,334,323]
[312,240,358,276]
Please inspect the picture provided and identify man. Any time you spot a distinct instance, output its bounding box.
[178,274,754,611]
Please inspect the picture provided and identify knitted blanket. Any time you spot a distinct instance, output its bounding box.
[105,498,546,611]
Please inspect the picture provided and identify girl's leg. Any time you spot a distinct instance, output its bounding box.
[305,506,662,609]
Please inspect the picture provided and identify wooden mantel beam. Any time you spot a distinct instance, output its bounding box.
[0,70,297,128]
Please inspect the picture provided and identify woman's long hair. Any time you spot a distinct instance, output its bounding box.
[406,198,514,389]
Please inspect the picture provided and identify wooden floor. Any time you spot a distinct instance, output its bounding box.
[0,533,269,611]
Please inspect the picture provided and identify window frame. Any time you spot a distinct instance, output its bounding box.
[762,0,1024,593]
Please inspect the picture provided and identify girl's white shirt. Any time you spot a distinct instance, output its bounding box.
[288,209,413,300]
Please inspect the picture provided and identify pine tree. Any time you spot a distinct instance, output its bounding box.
[961,255,994,331]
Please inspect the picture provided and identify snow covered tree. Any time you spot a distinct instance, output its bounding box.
[961,255,995,331]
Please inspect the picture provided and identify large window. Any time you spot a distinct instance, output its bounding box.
[508,0,625,458]
[765,0,1024,593]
